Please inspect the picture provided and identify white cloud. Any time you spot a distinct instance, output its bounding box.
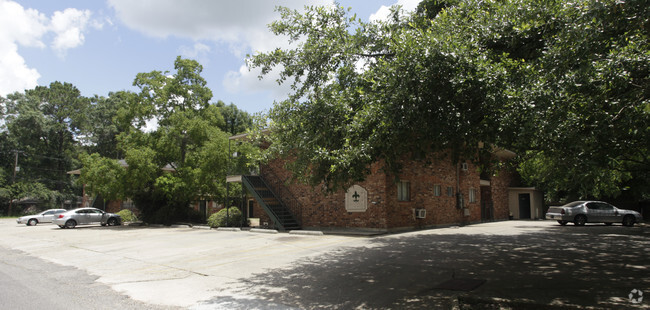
[0,0,47,95]
[108,0,332,54]
[50,8,94,55]
[369,0,420,22]
[108,0,333,99]
[178,42,211,63]
[0,43,42,96]
[223,64,292,103]
[0,0,100,96]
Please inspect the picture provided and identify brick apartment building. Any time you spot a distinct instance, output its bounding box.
[228,136,537,233]
[71,142,542,230]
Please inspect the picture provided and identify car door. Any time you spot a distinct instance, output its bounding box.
[597,202,618,223]
[87,209,104,224]
[585,202,601,222]
[41,210,55,223]
[75,209,90,224]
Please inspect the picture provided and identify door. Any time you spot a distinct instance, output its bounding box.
[248,200,254,218]
[199,200,207,221]
[88,209,104,223]
[590,202,617,223]
[75,209,90,224]
[41,210,55,222]
[518,193,531,219]
[598,203,619,223]
[480,186,493,221]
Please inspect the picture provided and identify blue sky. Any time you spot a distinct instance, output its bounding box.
[1,0,420,114]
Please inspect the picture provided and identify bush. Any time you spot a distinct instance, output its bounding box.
[116,209,138,222]
[207,207,242,228]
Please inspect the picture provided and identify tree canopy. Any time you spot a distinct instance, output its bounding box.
[78,57,256,223]
[249,0,649,201]
[1,57,255,220]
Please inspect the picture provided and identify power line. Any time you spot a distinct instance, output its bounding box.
[0,150,69,161]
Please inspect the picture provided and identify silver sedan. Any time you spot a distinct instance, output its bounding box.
[17,209,67,226]
[52,208,121,229]
[546,201,642,226]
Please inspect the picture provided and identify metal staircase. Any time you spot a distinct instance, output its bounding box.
[242,175,301,231]
[90,195,105,209]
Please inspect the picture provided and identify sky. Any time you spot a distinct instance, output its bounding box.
[1,0,421,114]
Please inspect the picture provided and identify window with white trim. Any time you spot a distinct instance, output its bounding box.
[469,188,477,203]
[397,181,410,201]
[433,184,441,196]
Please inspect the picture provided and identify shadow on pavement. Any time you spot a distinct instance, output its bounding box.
[201,223,649,309]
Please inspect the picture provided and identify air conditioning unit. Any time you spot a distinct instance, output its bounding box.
[415,209,426,219]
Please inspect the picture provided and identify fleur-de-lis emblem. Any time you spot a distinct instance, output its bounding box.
[353,191,360,202]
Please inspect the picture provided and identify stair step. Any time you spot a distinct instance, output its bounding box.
[243,175,301,231]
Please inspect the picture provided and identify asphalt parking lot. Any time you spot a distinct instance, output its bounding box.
[0,219,648,309]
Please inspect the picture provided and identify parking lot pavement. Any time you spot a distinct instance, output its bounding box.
[0,219,648,309]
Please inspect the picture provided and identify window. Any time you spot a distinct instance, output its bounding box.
[447,187,454,197]
[469,188,477,203]
[397,181,410,201]
[434,184,442,196]
[597,203,614,211]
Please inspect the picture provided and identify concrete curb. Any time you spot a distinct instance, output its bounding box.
[216,227,241,232]
[289,230,324,236]
[249,228,278,234]
[169,225,191,229]
[191,225,211,230]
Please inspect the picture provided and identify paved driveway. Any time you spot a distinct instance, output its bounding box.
[0,219,648,309]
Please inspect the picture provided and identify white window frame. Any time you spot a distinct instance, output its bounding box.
[469,188,477,203]
[433,184,442,197]
[398,181,410,201]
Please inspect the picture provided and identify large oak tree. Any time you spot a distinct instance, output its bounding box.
[249,0,649,201]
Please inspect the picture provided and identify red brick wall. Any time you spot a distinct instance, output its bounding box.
[261,159,389,230]
[384,157,481,229]
[106,200,122,213]
[491,167,515,219]
[259,152,508,231]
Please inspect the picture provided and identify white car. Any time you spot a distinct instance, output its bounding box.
[546,201,642,226]
[52,207,122,229]
[17,209,67,226]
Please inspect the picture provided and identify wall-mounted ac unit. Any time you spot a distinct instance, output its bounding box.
[415,209,426,219]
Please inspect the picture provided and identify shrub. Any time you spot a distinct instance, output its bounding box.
[207,207,242,228]
[116,209,138,222]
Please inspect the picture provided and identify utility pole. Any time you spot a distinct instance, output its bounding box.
[12,150,18,183]
[8,150,19,217]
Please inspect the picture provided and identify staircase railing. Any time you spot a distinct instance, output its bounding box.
[89,195,104,210]
[260,164,304,226]
[241,175,300,231]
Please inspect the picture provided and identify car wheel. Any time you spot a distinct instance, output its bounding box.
[622,215,636,227]
[107,218,118,226]
[28,219,38,226]
[557,220,568,226]
[574,215,587,226]
[65,220,77,229]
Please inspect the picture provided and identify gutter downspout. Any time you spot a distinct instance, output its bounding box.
[456,162,464,210]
